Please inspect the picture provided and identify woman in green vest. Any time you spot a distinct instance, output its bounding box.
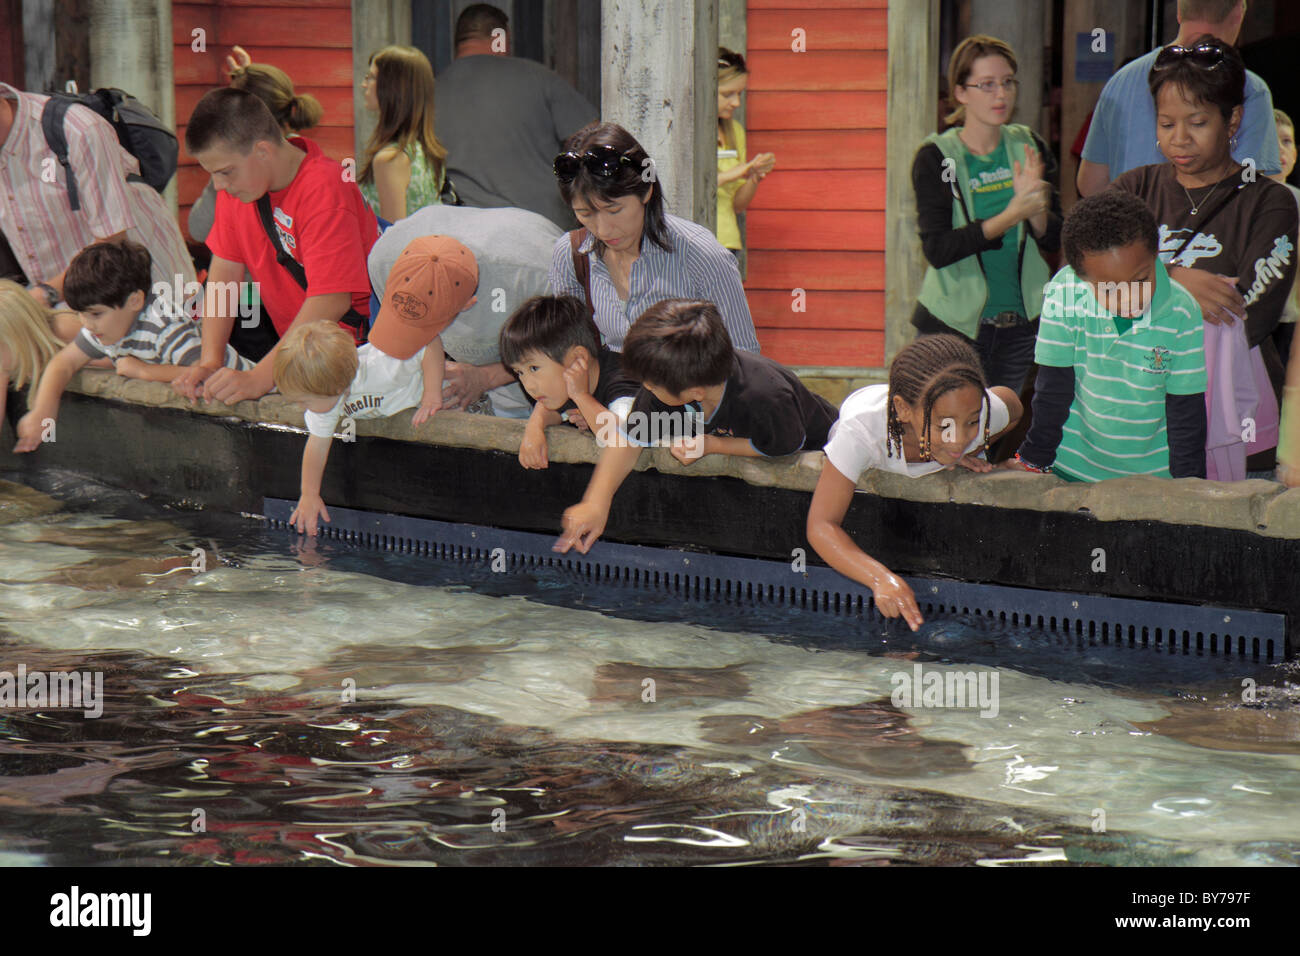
[911,34,1062,392]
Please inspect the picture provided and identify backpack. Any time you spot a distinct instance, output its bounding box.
[40,85,178,212]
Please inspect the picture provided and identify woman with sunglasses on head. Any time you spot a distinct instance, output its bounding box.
[548,122,759,358]
[716,49,775,263]
[1111,37,1298,477]
[911,35,1061,395]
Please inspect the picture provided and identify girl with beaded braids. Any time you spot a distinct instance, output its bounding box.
[806,334,1022,629]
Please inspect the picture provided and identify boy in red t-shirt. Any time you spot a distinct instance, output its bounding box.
[174,87,378,405]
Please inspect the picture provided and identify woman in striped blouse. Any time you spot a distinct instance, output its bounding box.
[547,122,759,354]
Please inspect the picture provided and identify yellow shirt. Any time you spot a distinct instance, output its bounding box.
[716,121,747,250]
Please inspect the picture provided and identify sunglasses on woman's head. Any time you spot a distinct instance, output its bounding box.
[553,145,637,183]
[1154,42,1227,71]
[718,52,746,70]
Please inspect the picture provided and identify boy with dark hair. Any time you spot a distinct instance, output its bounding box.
[13,240,247,452]
[554,298,837,554]
[173,88,378,407]
[499,294,639,469]
[1006,190,1207,480]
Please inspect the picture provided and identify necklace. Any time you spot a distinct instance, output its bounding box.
[1180,164,1235,215]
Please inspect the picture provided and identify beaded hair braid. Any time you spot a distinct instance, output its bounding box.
[886,334,991,461]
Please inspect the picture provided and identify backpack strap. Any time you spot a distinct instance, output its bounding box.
[255,194,368,338]
[40,97,80,211]
[569,228,594,317]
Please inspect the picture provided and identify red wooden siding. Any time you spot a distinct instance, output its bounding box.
[171,0,355,241]
[745,0,887,368]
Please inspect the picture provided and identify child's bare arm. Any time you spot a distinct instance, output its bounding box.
[806,461,922,630]
[554,442,643,554]
[13,343,92,453]
[413,337,445,425]
[288,434,334,536]
[113,357,189,383]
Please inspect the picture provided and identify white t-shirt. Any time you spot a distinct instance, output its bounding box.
[823,384,1009,480]
[303,344,426,438]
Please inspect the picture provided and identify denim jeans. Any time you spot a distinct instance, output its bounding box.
[975,320,1039,392]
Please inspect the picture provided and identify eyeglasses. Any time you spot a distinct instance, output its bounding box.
[1153,42,1227,71]
[961,77,1020,94]
[718,51,746,71]
[553,145,636,183]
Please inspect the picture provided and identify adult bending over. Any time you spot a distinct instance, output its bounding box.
[547,122,759,355]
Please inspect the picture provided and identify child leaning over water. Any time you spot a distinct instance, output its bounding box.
[499,294,639,469]
[555,298,837,554]
[1004,190,1206,481]
[273,236,478,535]
[0,279,83,429]
[12,240,249,453]
[806,334,1023,630]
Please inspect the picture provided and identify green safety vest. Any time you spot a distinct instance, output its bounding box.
[916,124,1052,341]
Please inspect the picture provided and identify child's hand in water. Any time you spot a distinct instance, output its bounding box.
[289,494,331,536]
[871,572,923,631]
[956,453,993,472]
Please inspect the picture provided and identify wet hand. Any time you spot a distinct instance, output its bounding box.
[871,572,923,631]
[288,494,330,537]
[554,500,607,554]
[13,411,48,454]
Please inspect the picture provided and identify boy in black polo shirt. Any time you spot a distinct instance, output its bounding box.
[500,295,641,469]
[554,298,837,553]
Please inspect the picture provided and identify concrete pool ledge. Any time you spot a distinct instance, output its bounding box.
[62,369,1300,540]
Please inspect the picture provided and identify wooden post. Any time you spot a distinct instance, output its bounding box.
[968,0,1045,139]
[352,0,412,163]
[85,0,174,210]
[600,0,717,228]
[884,0,940,367]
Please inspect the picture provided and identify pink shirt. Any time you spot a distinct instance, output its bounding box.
[0,83,193,295]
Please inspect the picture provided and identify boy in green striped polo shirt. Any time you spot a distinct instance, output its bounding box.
[1007,191,1206,480]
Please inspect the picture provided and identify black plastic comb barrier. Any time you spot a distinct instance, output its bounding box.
[261,498,1286,661]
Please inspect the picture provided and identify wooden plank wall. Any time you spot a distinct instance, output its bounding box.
[744,0,886,369]
[171,0,356,240]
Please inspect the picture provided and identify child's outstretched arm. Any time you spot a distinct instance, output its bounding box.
[553,442,642,555]
[13,342,91,453]
[413,336,445,425]
[520,400,564,469]
[806,460,923,631]
[289,433,334,535]
[111,357,189,383]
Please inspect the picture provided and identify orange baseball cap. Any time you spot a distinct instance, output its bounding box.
[369,235,479,359]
